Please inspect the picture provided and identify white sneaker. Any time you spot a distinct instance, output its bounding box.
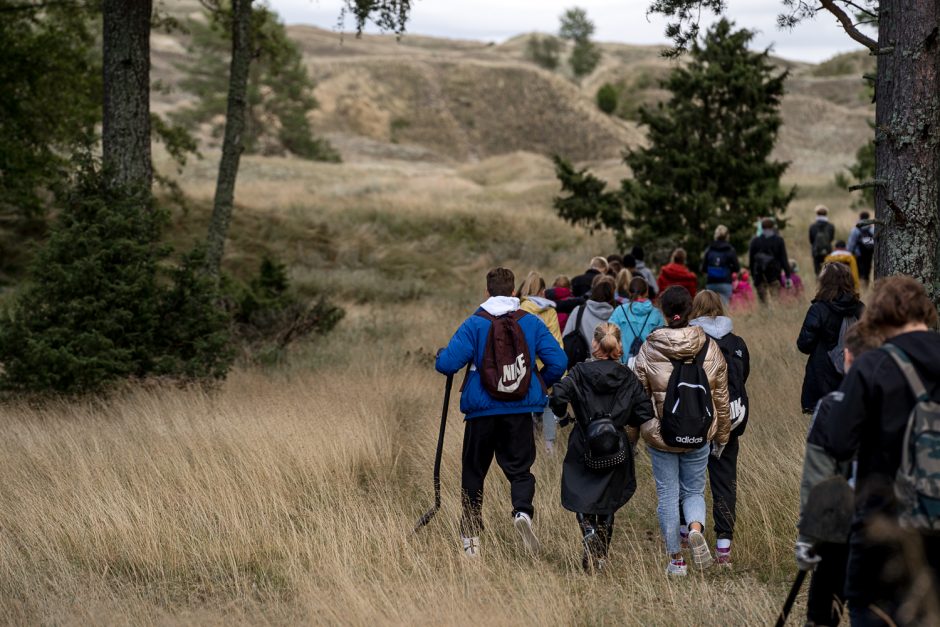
[513,512,540,554]
[688,530,713,569]
[666,558,688,576]
[462,535,480,558]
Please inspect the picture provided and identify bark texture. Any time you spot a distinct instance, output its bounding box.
[874,0,940,305]
[102,0,153,191]
[206,0,254,276]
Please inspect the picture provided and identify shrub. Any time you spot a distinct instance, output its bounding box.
[525,35,562,70]
[596,83,618,114]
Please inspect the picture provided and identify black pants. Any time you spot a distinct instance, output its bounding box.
[857,251,873,285]
[461,413,536,536]
[813,254,827,276]
[577,513,615,555]
[807,542,850,626]
[708,436,739,540]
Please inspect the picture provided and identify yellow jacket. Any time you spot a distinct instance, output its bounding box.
[520,297,562,345]
[823,250,861,292]
[634,325,731,451]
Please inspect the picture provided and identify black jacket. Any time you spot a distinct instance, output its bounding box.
[748,231,790,282]
[700,241,741,285]
[796,294,864,412]
[550,359,653,515]
[571,269,601,298]
[809,220,835,256]
[820,331,940,603]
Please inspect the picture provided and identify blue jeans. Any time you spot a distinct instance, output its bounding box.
[540,407,556,442]
[706,282,733,304]
[649,445,710,555]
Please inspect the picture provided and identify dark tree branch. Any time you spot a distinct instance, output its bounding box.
[848,178,887,191]
[840,0,878,19]
[819,0,878,50]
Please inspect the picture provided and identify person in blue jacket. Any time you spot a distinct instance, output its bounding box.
[436,267,567,558]
[608,276,665,369]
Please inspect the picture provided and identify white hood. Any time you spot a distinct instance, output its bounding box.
[690,315,734,339]
[526,295,556,310]
[480,296,520,317]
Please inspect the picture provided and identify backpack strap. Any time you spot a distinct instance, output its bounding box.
[694,339,710,366]
[882,344,931,402]
[619,304,637,337]
[574,303,587,341]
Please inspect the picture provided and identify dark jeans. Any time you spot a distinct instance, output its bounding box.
[857,251,873,285]
[708,436,739,539]
[460,413,536,536]
[807,542,850,626]
[849,602,900,627]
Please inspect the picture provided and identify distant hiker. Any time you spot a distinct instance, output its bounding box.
[824,240,861,293]
[550,323,653,573]
[689,290,750,567]
[609,276,664,370]
[779,259,804,303]
[657,248,698,297]
[796,262,864,414]
[614,268,633,304]
[748,217,791,303]
[519,271,564,455]
[795,322,882,627]
[729,270,756,313]
[809,205,836,276]
[634,286,732,575]
[701,225,741,304]
[563,276,616,369]
[817,276,940,625]
[435,267,567,558]
[571,257,609,298]
[606,254,624,278]
[630,246,658,299]
[622,253,637,275]
[547,275,578,330]
[846,211,875,287]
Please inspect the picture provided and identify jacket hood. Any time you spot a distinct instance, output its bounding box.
[524,295,555,311]
[620,299,654,316]
[709,241,734,252]
[645,325,707,360]
[578,359,631,393]
[821,293,862,317]
[659,263,695,281]
[887,331,940,380]
[690,315,733,339]
[585,300,614,317]
[480,296,520,316]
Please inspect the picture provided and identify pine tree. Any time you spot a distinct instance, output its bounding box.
[558,7,601,80]
[554,19,793,264]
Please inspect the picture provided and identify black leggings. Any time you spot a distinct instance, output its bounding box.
[577,513,615,555]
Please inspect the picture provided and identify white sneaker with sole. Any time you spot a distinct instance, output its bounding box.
[462,535,480,558]
[513,512,540,554]
[666,558,688,576]
[688,529,713,569]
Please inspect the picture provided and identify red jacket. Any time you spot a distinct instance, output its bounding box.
[657,263,698,297]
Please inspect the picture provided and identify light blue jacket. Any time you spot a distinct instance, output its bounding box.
[609,299,665,364]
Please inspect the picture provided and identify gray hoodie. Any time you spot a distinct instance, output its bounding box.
[563,300,614,343]
[689,315,733,340]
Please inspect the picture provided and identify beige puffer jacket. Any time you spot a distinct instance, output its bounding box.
[634,325,731,452]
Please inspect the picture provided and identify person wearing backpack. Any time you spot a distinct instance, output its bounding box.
[435,267,567,558]
[749,218,792,304]
[563,276,616,370]
[634,286,732,575]
[814,276,940,626]
[701,225,741,304]
[609,276,664,370]
[794,322,884,627]
[809,205,836,276]
[549,323,654,573]
[797,263,864,414]
[689,290,750,567]
[847,211,876,287]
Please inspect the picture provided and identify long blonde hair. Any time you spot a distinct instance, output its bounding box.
[616,268,633,295]
[592,323,623,361]
[518,271,546,298]
[690,290,726,319]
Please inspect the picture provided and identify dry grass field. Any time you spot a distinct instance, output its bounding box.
[0,140,866,624]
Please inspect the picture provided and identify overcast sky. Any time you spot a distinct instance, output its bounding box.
[266,0,872,63]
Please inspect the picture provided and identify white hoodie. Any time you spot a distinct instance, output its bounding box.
[480,296,520,317]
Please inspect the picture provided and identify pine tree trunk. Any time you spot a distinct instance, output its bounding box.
[873,0,940,306]
[102,0,153,191]
[205,0,254,277]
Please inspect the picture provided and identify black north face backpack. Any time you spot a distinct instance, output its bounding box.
[661,343,712,449]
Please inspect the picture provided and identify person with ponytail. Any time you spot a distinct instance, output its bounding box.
[550,323,653,572]
[634,286,732,575]
[609,276,665,370]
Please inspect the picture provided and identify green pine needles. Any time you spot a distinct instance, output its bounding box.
[555,19,794,264]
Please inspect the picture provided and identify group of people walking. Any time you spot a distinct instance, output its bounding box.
[434,229,940,625]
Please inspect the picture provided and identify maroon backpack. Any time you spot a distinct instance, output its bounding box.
[474,310,533,401]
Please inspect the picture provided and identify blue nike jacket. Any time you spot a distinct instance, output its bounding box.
[435,298,567,420]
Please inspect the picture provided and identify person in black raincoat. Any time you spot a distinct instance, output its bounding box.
[797,262,864,413]
[550,322,653,572]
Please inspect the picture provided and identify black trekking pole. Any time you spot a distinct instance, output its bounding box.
[775,570,807,627]
[413,373,454,533]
